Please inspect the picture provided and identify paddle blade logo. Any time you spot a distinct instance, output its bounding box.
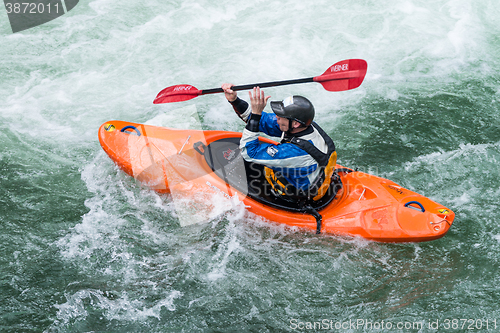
[330,63,349,72]
[4,0,79,33]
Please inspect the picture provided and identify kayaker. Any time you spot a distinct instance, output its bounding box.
[222,84,338,203]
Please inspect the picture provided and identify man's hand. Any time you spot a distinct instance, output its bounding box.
[249,87,270,115]
[222,83,237,102]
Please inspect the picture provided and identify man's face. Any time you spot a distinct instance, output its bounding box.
[275,115,289,132]
[276,115,300,132]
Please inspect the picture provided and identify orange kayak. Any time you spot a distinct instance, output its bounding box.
[98,120,454,242]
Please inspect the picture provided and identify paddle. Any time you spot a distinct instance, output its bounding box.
[153,59,367,104]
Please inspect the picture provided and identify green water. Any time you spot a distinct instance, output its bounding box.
[1,0,500,332]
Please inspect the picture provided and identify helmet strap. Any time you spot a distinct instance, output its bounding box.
[286,119,294,137]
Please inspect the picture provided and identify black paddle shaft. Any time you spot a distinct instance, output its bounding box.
[200,77,315,95]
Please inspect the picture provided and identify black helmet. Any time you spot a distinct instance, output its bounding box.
[270,96,315,126]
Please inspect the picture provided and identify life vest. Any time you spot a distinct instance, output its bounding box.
[264,123,337,201]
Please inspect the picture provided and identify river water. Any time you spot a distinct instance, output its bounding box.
[1,0,500,332]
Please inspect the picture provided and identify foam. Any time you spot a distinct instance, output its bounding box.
[53,289,182,325]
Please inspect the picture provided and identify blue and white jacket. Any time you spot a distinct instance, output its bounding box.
[231,98,331,191]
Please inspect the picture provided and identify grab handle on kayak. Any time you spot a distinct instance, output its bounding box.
[404,201,425,213]
[304,205,322,234]
[120,125,141,136]
[193,141,206,155]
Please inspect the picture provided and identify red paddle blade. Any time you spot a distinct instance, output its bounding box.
[153,85,201,104]
[314,59,367,92]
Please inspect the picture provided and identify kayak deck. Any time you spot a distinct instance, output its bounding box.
[98,120,455,242]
